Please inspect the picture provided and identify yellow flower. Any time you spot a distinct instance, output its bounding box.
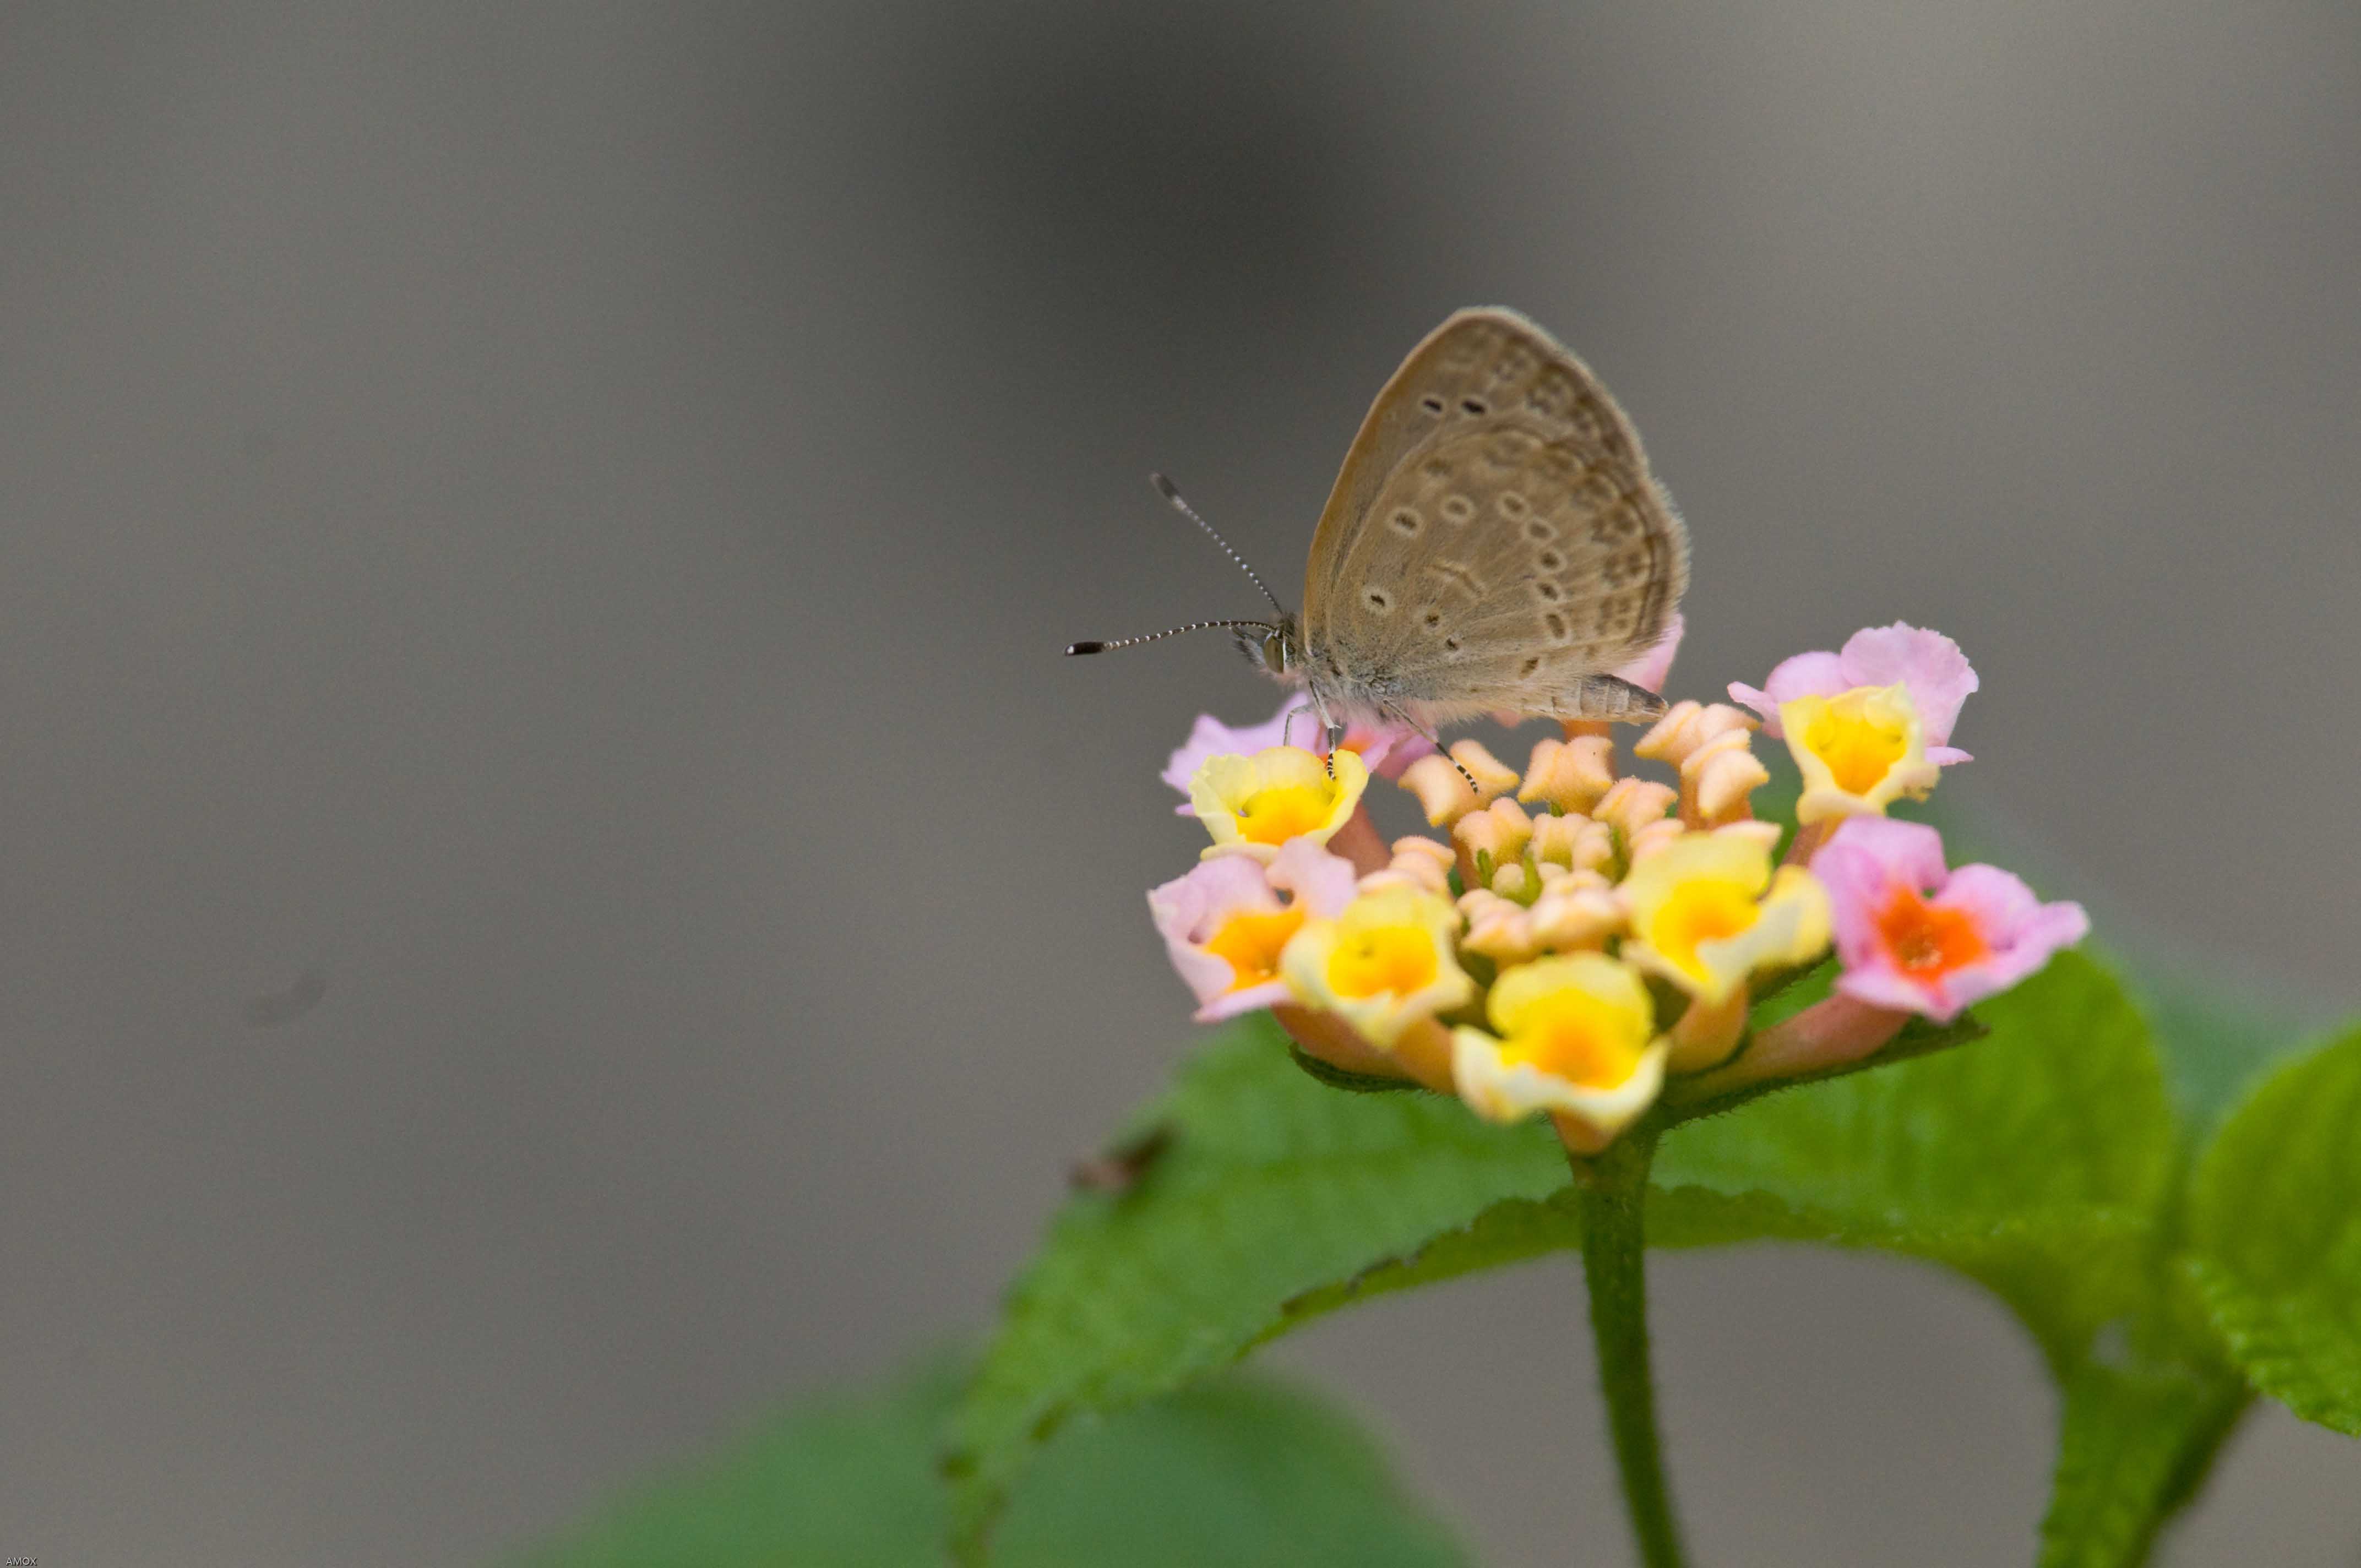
[1619,830,1831,1003]
[1281,885,1473,1048]
[1780,684,1940,824]
[1190,746,1370,863]
[1451,954,1667,1142]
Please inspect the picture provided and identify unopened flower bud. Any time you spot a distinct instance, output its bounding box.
[1454,797,1535,877]
[1592,777,1678,844]
[1531,811,1613,873]
[1519,735,1617,815]
[1459,889,1540,963]
[1624,818,1690,864]
[1399,739,1520,825]
[1527,879,1624,952]
[1370,835,1456,896]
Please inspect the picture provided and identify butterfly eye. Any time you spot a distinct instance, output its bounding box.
[1263,634,1289,674]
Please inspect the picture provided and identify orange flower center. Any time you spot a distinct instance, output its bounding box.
[1326,925,1440,1000]
[1203,907,1305,992]
[1234,784,1333,846]
[1875,888,1988,975]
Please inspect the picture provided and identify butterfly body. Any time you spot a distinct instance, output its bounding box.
[1072,307,1689,747]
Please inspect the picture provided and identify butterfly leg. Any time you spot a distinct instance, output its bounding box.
[1305,692,1341,777]
[1381,701,1478,794]
[1280,703,1318,749]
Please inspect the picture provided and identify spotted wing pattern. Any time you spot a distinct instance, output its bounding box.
[1301,308,1688,718]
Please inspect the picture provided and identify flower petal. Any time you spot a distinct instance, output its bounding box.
[1782,685,1941,823]
[1814,816,2087,1022]
[1837,623,1978,748]
[1727,650,1850,737]
[1280,885,1473,1048]
[1611,612,1685,695]
[1194,979,1291,1022]
[1162,704,1302,815]
[1339,718,1439,781]
[1908,867,2088,1017]
[1454,1031,1668,1139]
[1450,952,1664,1134]
[1191,746,1370,862]
[1267,836,1361,917]
[1813,816,1950,902]
[1147,856,1281,1009]
[1619,830,1828,1001]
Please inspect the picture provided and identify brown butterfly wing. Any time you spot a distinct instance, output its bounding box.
[1301,309,1687,718]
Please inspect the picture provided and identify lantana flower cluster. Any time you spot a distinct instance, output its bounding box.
[1148,623,2087,1155]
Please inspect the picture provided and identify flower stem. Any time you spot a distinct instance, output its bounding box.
[1575,1125,1689,1568]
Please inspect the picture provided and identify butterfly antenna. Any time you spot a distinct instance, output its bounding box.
[1067,619,1274,656]
[1149,473,1288,619]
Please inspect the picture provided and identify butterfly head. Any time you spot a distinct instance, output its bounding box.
[1233,614,1301,683]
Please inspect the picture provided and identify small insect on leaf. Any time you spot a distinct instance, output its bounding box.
[1068,1124,1175,1194]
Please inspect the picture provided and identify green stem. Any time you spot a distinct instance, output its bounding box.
[1575,1125,1689,1568]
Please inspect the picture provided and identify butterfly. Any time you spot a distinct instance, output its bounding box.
[1070,307,1689,761]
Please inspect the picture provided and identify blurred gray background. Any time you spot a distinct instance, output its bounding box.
[2,4,2355,1564]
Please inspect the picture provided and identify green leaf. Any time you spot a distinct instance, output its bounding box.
[1270,1181,1863,1332]
[2035,1352,2248,1568]
[1883,745,2321,1134]
[2186,1024,2361,1434]
[2123,956,2320,1137]
[1288,1042,1427,1093]
[513,1355,1470,1568]
[1653,951,2177,1362]
[1289,955,2176,1364]
[946,1016,1565,1560]
[949,954,2181,1559]
[1270,1185,1584,1327]
[513,1357,956,1568]
[998,1368,1471,1568]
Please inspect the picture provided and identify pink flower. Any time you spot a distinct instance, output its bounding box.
[1163,701,1434,815]
[1810,817,2087,1022]
[1163,705,1297,815]
[1728,623,1978,764]
[1147,838,1359,1021]
[1614,611,1685,695]
[1333,717,1437,780]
